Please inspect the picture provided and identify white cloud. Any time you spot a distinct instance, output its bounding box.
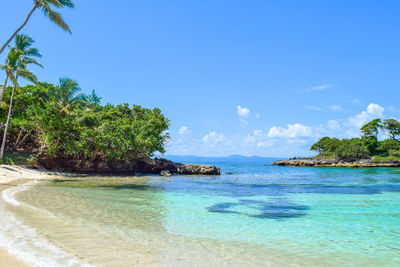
[305,83,335,92]
[237,106,250,117]
[367,103,384,116]
[202,131,225,144]
[267,123,312,138]
[178,126,191,136]
[347,103,384,128]
[167,103,389,157]
[256,112,260,119]
[329,105,344,111]
[305,106,324,111]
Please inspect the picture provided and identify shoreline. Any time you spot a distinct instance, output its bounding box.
[272,157,400,168]
[0,165,62,267]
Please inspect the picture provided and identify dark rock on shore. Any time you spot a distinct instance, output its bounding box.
[272,157,400,168]
[35,155,220,175]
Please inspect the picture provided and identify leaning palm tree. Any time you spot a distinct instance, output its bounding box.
[0,0,74,55]
[0,48,37,101]
[0,35,42,100]
[0,35,42,159]
[50,77,86,115]
[0,46,38,159]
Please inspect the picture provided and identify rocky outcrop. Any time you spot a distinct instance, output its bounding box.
[272,157,400,168]
[35,155,220,175]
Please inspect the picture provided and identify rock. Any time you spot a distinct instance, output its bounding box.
[160,170,171,177]
[35,154,221,175]
[271,157,400,168]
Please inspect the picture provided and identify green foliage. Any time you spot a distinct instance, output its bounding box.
[37,0,75,33]
[382,119,400,140]
[0,81,170,162]
[360,118,382,138]
[310,118,400,160]
[335,138,369,160]
[377,139,400,156]
[361,136,379,155]
[310,136,340,155]
[0,153,33,165]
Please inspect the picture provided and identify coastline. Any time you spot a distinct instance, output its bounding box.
[0,165,59,267]
[272,157,400,167]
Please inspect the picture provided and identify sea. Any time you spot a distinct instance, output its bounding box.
[1,156,399,266]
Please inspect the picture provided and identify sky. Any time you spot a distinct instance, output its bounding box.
[1,0,400,157]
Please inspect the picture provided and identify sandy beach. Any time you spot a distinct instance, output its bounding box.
[0,165,57,267]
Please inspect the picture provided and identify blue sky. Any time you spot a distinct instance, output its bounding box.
[1,0,400,157]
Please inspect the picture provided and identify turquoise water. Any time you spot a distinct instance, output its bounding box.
[9,158,400,266]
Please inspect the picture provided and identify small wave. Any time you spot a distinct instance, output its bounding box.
[0,184,93,267]
[1,183,31,207]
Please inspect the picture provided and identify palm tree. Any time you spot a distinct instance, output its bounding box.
[0,48,38,100]
[86,90,102,106]
[50,77,86,115]
[0,0,74,55]
[0,36,41,159]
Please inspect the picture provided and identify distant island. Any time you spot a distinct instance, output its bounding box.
[273,118,400,167]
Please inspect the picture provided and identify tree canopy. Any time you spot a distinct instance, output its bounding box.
[311,118,400,160]
[0,82,170,162]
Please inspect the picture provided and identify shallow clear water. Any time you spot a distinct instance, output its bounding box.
[5,158,400,266]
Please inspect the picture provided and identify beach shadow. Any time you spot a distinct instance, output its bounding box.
[51,178,164,191]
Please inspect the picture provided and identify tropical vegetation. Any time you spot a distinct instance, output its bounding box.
[311,118,400,160]
[0,34,170,162]
[0,81,170,162]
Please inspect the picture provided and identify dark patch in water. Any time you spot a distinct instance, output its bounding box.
[207,198,309,220]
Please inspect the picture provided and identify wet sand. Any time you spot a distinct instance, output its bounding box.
[0,165,56,267]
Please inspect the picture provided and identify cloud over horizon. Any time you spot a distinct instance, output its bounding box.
[167,103,389,157]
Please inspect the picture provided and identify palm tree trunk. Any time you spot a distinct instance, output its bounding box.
[0,83,17,159]
[0,5,37,55]
[0,74,9,101]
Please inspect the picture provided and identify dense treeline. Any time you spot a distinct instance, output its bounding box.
[311,118,400,160]
[0,81,170,162]
[1,6,170,163]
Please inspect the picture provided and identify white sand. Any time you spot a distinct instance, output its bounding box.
[0,165,56,267]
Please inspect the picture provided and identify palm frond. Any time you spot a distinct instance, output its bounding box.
[58,0,74,8]
[42,5,71,33]
[44,0,63,8]
[15,34,34,50]
[16,69,38,84]
[20,57,43,68]
[24,48,42,58]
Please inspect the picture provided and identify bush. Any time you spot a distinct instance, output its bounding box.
[378,139,400,155]
[335,138,369,161]
[310,137,341,155]
[389,150,400,157]
[0,83,170,162]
